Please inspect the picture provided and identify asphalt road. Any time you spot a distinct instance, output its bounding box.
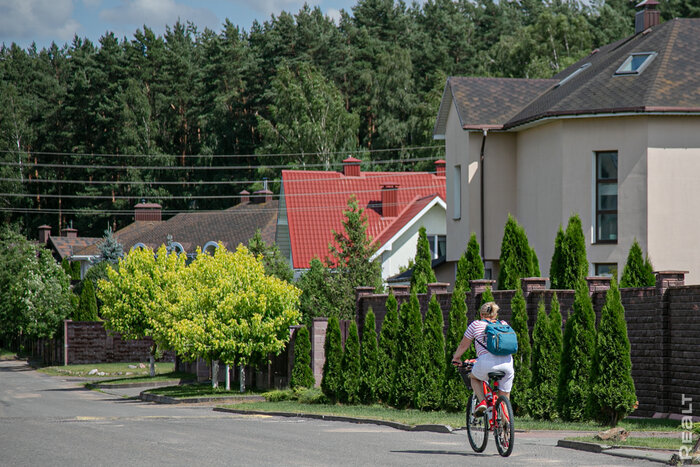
[0,360,665,466]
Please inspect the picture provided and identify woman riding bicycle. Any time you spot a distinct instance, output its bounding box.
[451,301,515,416]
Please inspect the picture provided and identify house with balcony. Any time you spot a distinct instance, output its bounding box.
[276,157,448,282]
[434,5,700,284]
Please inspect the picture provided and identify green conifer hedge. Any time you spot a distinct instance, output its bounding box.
[411,226,436,293]
[75,280,98,321]
[620,239,655,287]
[443,286,469,412]
[392,292,423,408]
[557,280,596,421]
[377,293,400,403]
[416,296,445,411]
[510,284,532,415]
[341,321,361,404]
[588,278,637,426]
[321,316,343,403]
[455,233,484,292]
[527,297,561,420]
[290,326,315,389]
[359,308,379,404]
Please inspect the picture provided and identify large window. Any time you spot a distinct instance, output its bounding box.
[427,235,446,259]
[596,151,618,243]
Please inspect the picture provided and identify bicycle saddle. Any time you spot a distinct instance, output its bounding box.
[488,371,506,380]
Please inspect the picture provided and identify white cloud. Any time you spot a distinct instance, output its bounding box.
[326,8,341,24]
[0,0,80,43]
[229,0,304,19]
[100,0,219,30]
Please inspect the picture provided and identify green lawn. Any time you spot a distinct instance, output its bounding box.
[90,371,196,385]
[38,362,175,377]
[566,435,694,450]
[220,400,684,432]
[0,348,16,360]
[143,383,265,399]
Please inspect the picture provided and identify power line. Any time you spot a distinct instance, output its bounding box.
[0,145,443,159]
[0,155,439,171]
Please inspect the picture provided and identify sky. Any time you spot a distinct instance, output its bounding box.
[0,0,354,50]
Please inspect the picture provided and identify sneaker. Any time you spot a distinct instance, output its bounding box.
[474,400,487,416]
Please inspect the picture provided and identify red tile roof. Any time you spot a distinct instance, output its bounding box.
[282,164,446,269]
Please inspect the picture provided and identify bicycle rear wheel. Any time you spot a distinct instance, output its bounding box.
[493,396,515,457]
[466,395,488,452]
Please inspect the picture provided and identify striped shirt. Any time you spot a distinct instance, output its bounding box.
[464,319,507,357]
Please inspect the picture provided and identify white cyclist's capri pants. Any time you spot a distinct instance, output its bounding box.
[471,352,515,392]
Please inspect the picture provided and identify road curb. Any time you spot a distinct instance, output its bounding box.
[212,407,453,433]
[557,439,674,464]
[88,380,188,389]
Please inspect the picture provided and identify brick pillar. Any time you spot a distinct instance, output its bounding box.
[520,277,547,297]
[427,282,449,299]
[310,318,328,387]
[586,276,611,294]
[654,271,686,414]
[470,279,496,295]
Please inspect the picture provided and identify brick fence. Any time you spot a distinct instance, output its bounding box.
[63,321,174,365]
[346,271,697,419]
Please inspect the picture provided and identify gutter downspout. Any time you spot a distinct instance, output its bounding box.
[480,129,488,261]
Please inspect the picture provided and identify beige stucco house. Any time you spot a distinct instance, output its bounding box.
[434,11,700,284]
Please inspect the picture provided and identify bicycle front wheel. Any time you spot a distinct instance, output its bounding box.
[493,396,515,457]
[466,395,488,452]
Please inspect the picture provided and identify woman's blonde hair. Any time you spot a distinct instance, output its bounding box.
[479,301,499,319]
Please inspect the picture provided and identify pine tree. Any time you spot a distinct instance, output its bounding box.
[289,326,315,389]
[620,239,655,287]
[510,284,531,415]
[75,279,98,321]
[392,292,423,408]
[455,232,484,292]
[443,286,469,412]
[557,280,596,421]
[588,278,637,426]
[498,214,534,290]
[416,296,445,410]
[549,225,565,289]
[411,226,437,293]
[359,308,379,405]
[377,292,400,403]
[341,321,361,404]
[321,316,343,403]
[527,298,560,419]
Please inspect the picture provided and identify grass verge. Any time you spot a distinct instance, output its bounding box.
[219,399,683,432]
[38,362,175,377]
[566,435,694,450]
[0,348,16,360]
[144,383,265,399]
[89,371,196,386]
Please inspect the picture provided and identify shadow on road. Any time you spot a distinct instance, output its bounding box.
[0,364,34,372]
[391,449,498,458]
[41,386,89,392]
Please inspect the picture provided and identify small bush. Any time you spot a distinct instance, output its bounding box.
[297,387,328,404]
[263,389,295,402]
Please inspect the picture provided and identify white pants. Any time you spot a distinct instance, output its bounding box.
[471,353,515,392]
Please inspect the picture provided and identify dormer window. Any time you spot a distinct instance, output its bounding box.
[556,63,591,87]
[615,52,657,75]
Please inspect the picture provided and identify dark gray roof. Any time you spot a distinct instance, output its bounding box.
[434,18,700,134]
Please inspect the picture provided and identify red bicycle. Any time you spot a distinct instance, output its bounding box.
[456,359,515,457]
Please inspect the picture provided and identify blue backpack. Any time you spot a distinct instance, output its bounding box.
[477,320,518,356]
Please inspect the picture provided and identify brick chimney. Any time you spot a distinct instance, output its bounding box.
[134,201,162,222]
[435,159,446,177]
[342,156,361,177]
[381,183,399,218]
[38,225,51,244]
[240,190,250,204]
[61,227,78,238]
[635,0,660,34]
[251,189,273,204]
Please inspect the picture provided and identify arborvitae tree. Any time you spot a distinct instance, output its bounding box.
[555,214,589,290]
[75,279,99,321]
[455,232,484,292]
[416,296,445,411]
[527,299,560,420]
[289,326,315,389]
[530,246,541,277]
[510,284,532,416]
[392,292,423,408]
[549,225,565,289]
[377,292,400,403]
[443,286,469,412]
[588,278,637,426]
[321,316,343,403]
[359,308,379,405]
[498,214,534,290]
[620,239,655,287]
[557,280,596,421]
[410,226,437,293]
[480,286,495,308]
[341,321,361,404]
